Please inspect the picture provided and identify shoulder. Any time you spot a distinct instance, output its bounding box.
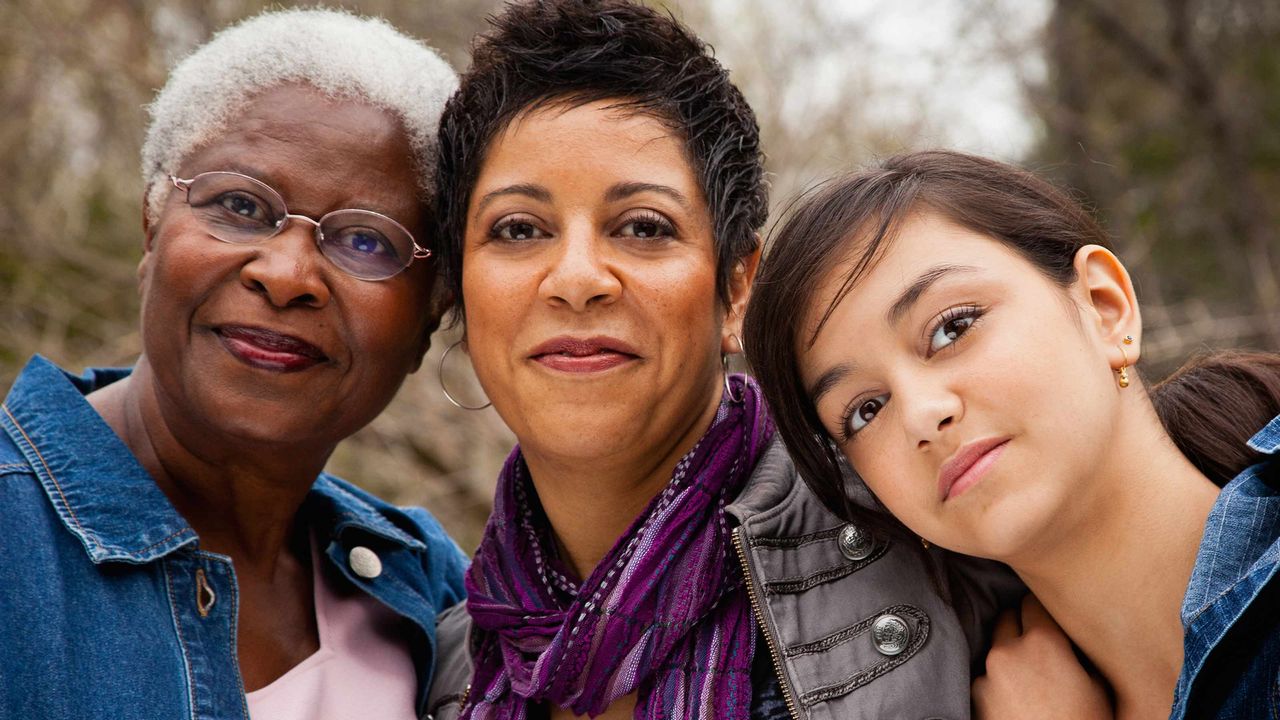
[426,603,474,720]
[731,437,1022,718]
[312,474,469,599]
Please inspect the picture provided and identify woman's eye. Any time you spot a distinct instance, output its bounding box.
[845,394,889,437]
[617,214,674,240]
[216,192,271,223]
[334,228,393,256]
[491,219,546,242]
[928,308,981,355]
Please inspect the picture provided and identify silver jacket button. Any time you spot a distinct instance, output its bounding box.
[871,613,911,656]
[349,546,383,579]
[837,524,874,561]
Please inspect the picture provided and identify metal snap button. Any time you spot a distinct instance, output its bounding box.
[871,613,911,656]
[349,546,383,579]
[837,523,874,561]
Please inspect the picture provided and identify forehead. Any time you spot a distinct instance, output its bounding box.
[178,84,419,214]
[800,213,1032,365]
[476,100,702,197]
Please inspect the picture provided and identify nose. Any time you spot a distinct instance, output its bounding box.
[538,221,621,311]
[239,219,332,308]
[899,373,962,451]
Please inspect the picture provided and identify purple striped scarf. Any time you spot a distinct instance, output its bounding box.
[461,374,774,720]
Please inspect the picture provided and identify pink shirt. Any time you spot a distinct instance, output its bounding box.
[246,540,418,720]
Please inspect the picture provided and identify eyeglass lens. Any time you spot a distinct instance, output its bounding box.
[183,172,417,280]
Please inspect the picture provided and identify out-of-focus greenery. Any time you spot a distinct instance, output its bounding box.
[3,0,1276,548]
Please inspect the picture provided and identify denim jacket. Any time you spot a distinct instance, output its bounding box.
[0,355,468,720]
[1171,413,1280,719]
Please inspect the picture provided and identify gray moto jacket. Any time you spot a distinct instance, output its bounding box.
[426,438,1022,719]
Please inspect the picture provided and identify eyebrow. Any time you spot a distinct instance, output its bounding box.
[808,263,979,405]
[886,264,979,327]
[474,183,552,215]
[605,181,691,210]
[808,361,856,407]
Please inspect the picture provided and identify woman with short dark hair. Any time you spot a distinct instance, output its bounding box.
[743,149,1280,719]
[426,4,1019,720]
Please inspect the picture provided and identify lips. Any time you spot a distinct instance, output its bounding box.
[214,325,330,372]
[937,437,1010,501]
[528,336,640,374]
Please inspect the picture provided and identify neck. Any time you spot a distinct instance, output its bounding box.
[1006,400,1220,718]
[89,357,330,572]
[521,384,724,580]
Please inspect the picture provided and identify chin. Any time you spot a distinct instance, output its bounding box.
[517,406,638,460]
[949,488,1061,563]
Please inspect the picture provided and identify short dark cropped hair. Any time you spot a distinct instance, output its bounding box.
[434,0,768,322]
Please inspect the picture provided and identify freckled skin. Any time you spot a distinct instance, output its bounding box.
[462,101,725,471]
[800,212,1122,561]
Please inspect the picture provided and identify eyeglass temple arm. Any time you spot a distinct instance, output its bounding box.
[170,175,192,191]
[412,245,431,259]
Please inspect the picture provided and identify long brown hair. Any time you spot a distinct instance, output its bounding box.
[744,150,1280,539]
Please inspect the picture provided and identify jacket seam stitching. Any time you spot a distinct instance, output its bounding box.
[749,526,842,549]
[763,543,889,595]
[795,605,931,706]
[2,404,98,551]
[162,558,199,720]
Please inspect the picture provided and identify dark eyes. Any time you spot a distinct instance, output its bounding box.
[486,211,675,243]
[836,305,985,442]
[213,192,275,225]
[617,213,675,240]
[928,308,980,356]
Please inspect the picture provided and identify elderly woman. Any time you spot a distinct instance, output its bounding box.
[426,2,1019,719]
[0,9,465,719]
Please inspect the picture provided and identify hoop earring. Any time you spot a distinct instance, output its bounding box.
[722,332,744,404]
[439,340,491,410]
[1116,335,1134,389]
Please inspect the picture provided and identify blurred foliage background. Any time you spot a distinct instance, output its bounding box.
[2,0,1277,549]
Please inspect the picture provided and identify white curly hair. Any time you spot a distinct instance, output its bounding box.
[141,7,457,223]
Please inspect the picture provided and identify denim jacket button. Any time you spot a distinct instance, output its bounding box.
[871,613,911,656]
[838,524,874,561]
[349,546,383,579]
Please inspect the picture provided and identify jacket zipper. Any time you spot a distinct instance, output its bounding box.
[733,526,801,720]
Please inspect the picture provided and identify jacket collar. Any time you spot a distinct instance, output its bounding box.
[1181,412,1280,623]
[1247,413,1280,455]
[1,355,198,563]
[1,355,424,564]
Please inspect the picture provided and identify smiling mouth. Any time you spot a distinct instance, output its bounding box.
[529,336,640,374]
[215,325,329,372]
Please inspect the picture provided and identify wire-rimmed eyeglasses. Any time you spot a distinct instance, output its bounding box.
[169,171,430,281]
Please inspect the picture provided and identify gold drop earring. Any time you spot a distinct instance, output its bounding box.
[1116,335,1134,388]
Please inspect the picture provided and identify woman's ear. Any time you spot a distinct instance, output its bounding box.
[722,233,763,354]
[1073,244,1142,365]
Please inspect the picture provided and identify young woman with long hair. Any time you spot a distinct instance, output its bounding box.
[744,149,1280,719]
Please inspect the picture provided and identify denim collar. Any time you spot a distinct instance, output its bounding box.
[1,355,423,564]
[1246,413,1280,455]
[1180,412,1280,632]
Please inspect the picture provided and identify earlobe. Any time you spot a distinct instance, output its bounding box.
[1073,244,1142,364]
